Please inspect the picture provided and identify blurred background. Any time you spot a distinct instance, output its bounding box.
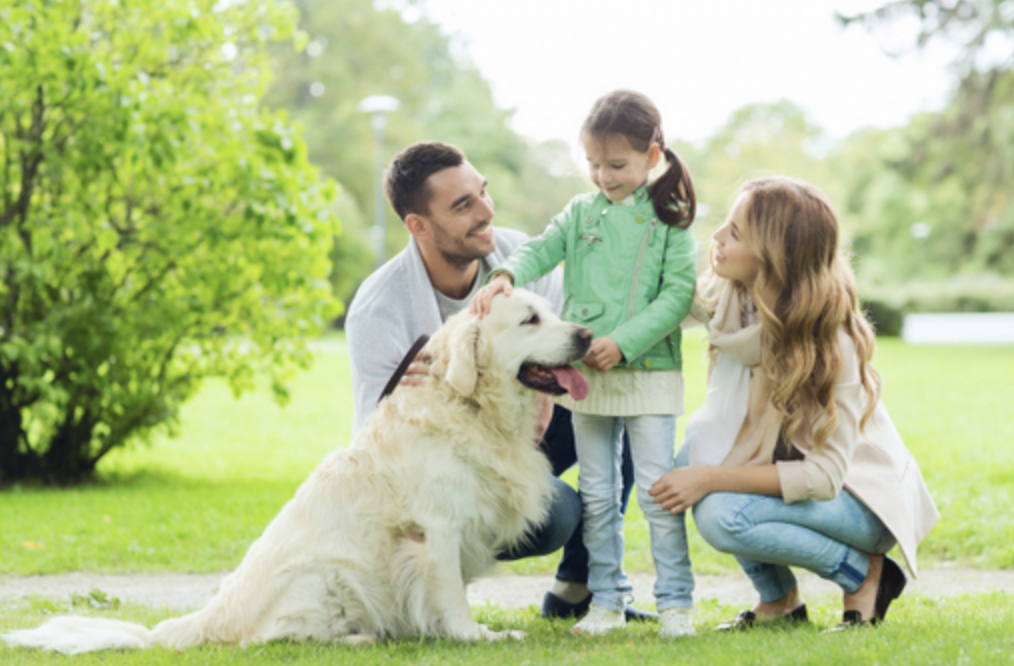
[271,0,1014,334]
[3,0,1013,482]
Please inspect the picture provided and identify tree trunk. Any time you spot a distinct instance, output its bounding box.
[0,362,39,483]
[42,408,99,485]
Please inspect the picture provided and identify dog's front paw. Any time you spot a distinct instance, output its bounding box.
[478,624,525,641]
[340,633,377,647]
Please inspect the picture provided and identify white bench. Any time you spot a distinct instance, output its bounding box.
[901,313,1014,344]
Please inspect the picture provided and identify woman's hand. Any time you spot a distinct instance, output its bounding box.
[583,337,622,372]
[649,467,716,514]
[468,274,513,317]
[651,464,783,514]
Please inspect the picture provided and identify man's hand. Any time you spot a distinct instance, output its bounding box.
[534,394,554,442]
[469,274,513,317]
[582,337,622,372]
[398,352,432,387]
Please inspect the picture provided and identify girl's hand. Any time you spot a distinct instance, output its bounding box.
[649,467,715,514]
[468,274,513,317]
[582,337,622,372]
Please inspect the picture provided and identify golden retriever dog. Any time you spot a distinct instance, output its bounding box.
[3,289,591,653]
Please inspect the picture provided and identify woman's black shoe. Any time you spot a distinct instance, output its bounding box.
[872,555,907,625]
[825,556,907,632]
[825,609,866,632]
[714,604,808,631]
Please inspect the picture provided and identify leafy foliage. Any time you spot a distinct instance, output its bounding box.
[838,0,1014,282]
[263,0,590,300]
[838,0,1014,77]
[0,0,340,484]
[685,99,840,235]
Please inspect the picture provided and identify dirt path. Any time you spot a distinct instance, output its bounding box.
[2,567,1011,613]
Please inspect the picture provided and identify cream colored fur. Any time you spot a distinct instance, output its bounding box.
[3,290,591,653]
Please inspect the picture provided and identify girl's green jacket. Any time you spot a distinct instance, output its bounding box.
[496,186,698,371]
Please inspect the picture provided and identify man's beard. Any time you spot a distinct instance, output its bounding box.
[432,222,493,270]
[437,244,486,270]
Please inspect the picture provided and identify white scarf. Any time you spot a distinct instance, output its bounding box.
[686,285,781,467]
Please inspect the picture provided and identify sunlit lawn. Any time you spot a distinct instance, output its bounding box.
[1,332,1013,576]
[1,593,1012,665]
[2,332,1013,663]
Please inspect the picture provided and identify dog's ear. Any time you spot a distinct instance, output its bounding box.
[444,315,486,396]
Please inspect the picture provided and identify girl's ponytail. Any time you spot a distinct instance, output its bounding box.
[651,144,696,229]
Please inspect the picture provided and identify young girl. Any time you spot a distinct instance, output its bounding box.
[471,90,698,638]
[649,176,939,631]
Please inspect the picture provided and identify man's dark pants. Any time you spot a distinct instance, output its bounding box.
[498,406,635,586]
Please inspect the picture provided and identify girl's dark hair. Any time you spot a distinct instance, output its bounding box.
[581,90,696,228]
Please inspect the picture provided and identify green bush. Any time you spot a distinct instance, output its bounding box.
[861,297,906,336]
[860,274,1014,336]
[0,0,340,484]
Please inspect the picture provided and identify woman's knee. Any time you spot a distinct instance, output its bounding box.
[692,492,749,553]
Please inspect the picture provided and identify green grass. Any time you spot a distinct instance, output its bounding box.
[870,339,1014,568]
[0,340,353,574]
[2,334,1013,575]
[2,333,1013,663]
[1,593,1012,665]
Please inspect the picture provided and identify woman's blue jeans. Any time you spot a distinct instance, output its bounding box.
[690,455,896,602]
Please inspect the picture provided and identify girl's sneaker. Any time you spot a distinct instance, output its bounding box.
[571,605,625,636]
[660,607,696,638]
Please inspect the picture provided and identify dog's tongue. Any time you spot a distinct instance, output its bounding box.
[552,366,589,401]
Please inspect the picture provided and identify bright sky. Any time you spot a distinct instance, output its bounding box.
[415,0,956,151]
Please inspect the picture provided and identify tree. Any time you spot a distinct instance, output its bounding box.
[838,0,1014,79]
[690,100,841,234]
[839,0,1014,277]
[0,0,340,484]
[263,0,590,298]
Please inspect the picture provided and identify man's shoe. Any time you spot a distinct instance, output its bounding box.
[541,591,592,619]
[624,605,659,622]
[542,591,659,622]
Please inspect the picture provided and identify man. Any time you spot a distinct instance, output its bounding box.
[345,141,651,621]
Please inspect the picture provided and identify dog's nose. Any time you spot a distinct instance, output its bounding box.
[576,327,593,343]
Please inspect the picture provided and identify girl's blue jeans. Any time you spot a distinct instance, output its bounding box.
[687,442,896,602]
[496,406,635,586]
[572,413,693,613]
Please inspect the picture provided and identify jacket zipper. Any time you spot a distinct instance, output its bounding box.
[628,219,658,319]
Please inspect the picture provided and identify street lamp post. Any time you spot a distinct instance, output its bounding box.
[358,95,400,272]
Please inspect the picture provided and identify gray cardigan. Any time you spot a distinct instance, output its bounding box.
[345,227,563,434]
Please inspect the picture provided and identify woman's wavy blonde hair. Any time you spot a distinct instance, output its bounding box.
[708,176,881,450]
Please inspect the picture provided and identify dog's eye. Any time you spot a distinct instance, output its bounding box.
[522,314,540,326]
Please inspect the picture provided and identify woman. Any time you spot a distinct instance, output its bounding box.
[649,176,939,629]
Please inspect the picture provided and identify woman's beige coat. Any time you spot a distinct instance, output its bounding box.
[695,286,939,577]
[772,331,940,577]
